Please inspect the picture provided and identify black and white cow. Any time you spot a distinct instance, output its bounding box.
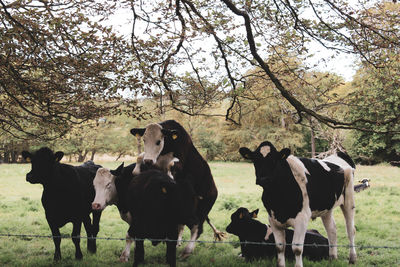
[21,147,102,261]
[130,120,224,256]
[239,141,357,267]
[226,207,329,262]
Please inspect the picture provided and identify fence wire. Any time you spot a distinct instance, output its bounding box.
[1,233,399,250]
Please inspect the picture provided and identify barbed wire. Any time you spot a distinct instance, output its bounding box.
[1,233,399,250]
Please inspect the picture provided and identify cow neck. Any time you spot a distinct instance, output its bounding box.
[42,163,63,189]
[114,174,131,213]
[261,162,303,224]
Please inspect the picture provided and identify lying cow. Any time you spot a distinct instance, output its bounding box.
[130,120,224,257]
[226,207,329,262]
[22,147,102,261]
[239,141,357,267]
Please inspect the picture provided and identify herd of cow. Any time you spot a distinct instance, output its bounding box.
[21,119,370,267]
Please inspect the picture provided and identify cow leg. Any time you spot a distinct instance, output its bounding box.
[292,221,308,267]
[91,211,102,253]
[181,224,198,258]
[194,188,218,238]
[120,231,134,262]
[341,168,357,264]
[133,240,144,267]
[82,215,96,253]
[270,222,286,267]
[71,221,83,260]
[321,210,337,260]
[166,228,178,267]
[177,224,184,247]
[49,224,62,261]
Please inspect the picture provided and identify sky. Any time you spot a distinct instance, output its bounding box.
[107,4,359,83]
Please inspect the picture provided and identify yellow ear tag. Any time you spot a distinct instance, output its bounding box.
[136,133,140,138]
[162,187,167,194]
[239,213,243,219]
[26,157,31,163]
[252,213,257,218]
[172,134,178,140]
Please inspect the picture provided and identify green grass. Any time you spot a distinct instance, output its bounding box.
[1,162,400,266]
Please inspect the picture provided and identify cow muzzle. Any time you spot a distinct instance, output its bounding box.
[91,202,103,211]
[26,173,38,184]
[143,158,155,165]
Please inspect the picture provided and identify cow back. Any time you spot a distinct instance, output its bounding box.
[126,170,197,239]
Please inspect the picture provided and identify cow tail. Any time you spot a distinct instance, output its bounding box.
[343,167,355,209]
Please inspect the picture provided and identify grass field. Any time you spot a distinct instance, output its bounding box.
[0,161,400,267]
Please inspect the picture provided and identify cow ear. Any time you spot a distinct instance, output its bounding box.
[162,129,179,140]
[251,209,259,218]
[130,128,145,138]
[111,162,124,177]
[22,151,32,162]
[54,151,64,162]
[279,148,291,160]
[239,147,253,160]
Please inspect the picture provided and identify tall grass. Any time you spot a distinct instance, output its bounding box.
[0,161,399,266]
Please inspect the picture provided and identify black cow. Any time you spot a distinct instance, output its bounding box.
[226,207,329,262]
[109,164,198,267]
[22,147,102,261]
[239,141,357,267]
[130,120,223,256]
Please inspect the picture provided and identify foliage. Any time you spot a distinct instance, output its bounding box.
[0,0,145,140]
[345,2,400,163]
[127,0,400,131]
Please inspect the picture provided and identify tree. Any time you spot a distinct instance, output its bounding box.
[127,0,400,132]
[0,0,144,140]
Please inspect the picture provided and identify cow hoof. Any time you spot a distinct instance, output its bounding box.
[181,252,191,259]
[53,254,61,261]
[119,253,129,262]
[329,254,338,261]
[75,250,83,260]
[214,231,227,241]
[349,254,357,264]
[88,242,96,253]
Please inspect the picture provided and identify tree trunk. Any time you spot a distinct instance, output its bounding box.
[3,151,9,163]
[310,118,316,158]
[11,150,18,163]
[90,150,96,161]
[137,136,142,154]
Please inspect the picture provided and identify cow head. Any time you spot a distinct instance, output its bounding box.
[92,163,124,211]
[226,207,259,236]
[239,141,291,186]
[22,147,64,184]
[130,123,179,166]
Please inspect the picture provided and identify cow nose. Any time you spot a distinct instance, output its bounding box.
[92,203,101,210]
[26,173,34,183]
[143,159,154,166]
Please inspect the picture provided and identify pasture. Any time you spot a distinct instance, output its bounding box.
[0,161,400,267]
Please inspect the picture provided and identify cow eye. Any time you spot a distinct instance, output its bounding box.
[106,183,111,189]
[156,140,161,146]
